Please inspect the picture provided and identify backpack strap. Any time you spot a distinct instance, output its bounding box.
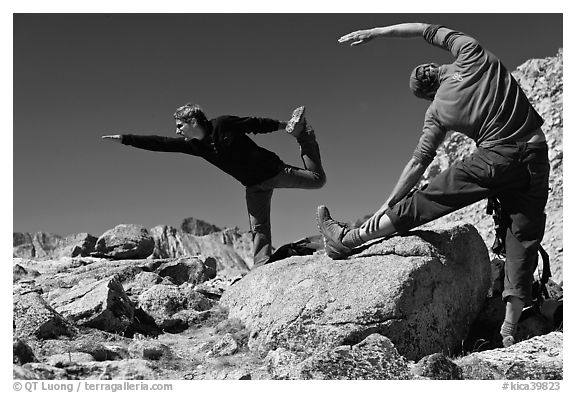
[537,245,551,301]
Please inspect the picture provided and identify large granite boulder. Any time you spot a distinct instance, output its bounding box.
[94,224,155,259]
[52,276,135,333]
[454,332,563,380]
[220,223,490,360]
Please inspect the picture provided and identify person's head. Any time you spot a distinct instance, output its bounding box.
[409,63,440,101]
[173,103,209,140]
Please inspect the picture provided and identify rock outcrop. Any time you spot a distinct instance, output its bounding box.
[181,217,221,236]
[221,223,490,360]
[292,334,411,380]
[93,224,155,259]
[150,225,252,274]
[14,219,254,275]
[411,353,463,380]
[52,276,135,334]
[13,291,75,339]
[454,332,563,380]
[13,232,97,259]
[138,284,214,331]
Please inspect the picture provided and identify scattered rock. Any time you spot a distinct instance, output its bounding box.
[265,348,303,380]
[52,276,135,333]
[13,263,40,283]
[93,224,155,259]
[128,340,171,360]
[13,339,38,365]
[73,341,129,361]
[454,332,563,380]
[72,359,158,379]
[138,284,214,331]
[221,223,490,360]
[20,363,69,379]
[13,364,40,379]
[123,271,166,296]
[155,257,217,286]
[411,353,463,380]
[46,352,95,367]
[294,334,411,380]
[208,333,239,357]
[13,291,74,339]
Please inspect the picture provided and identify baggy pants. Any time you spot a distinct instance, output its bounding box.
[245,131,326,268]
[366,142,550,303]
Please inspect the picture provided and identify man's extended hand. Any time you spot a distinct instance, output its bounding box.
[102,135,122,143]
[338,29,375,46]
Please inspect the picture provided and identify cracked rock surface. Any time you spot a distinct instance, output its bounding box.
[221,222,490,360]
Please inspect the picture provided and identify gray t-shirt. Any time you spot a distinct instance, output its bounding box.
[413,25,544,165]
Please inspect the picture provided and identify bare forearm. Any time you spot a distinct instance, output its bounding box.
[339,23,430,46]
[385,157,428,207]
[368,23,430,39]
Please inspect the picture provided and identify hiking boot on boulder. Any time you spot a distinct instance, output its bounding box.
[317,205,352,260]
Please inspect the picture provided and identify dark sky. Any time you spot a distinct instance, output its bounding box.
[13,13,563,247]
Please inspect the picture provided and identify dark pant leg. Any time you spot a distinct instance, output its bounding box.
[299,138,325,179]
[245,186,274,268]
[499,143,550,303]
[245,128,326,269]
[385,145,531,234]
[291,124,326,189]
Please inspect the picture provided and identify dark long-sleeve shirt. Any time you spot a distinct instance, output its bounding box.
[121,115,285,187]
[413,24,544,166]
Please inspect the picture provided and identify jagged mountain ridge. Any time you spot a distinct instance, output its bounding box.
[13,219,255,273]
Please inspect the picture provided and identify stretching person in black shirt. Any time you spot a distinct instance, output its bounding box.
[103,104,326,268]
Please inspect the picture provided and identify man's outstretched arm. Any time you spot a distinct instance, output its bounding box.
[338,23,430,46]
[102,134,199,154]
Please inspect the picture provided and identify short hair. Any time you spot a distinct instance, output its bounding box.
[173,103,208,124]
[409,63,440,100]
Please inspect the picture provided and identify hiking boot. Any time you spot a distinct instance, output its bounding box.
[501,335,515,348]
[286,106,306,139]
[316,205,352,260]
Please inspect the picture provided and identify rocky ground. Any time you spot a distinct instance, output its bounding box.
[13,222,562,380]
[14,52,563,380]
